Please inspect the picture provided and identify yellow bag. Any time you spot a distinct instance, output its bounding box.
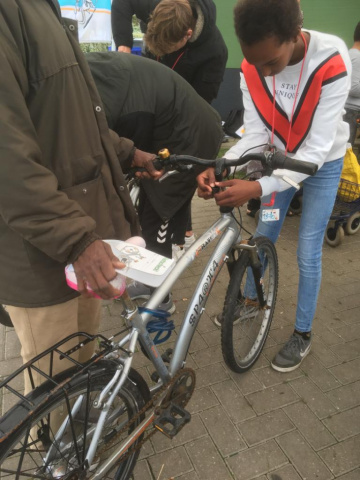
[338,146,360,202]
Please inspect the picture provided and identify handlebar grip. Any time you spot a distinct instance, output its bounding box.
[127,156,164,178]
[271,151,318,176]
[153,158,164,171]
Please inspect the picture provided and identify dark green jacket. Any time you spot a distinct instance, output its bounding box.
[0,0,139,307]
[87,52,223,220]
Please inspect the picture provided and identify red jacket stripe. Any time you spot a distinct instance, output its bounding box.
[242,52,347,153]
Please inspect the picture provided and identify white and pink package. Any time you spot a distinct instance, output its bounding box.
[65,236,146,299]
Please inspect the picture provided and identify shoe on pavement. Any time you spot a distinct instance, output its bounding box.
[155,294,176,314]
[271,332,311,372]
[126,281,152,300]
[124,282,176,314]
[214,298,259,327]
[172,244,185,261]
[142,294,176,315]
[184,234,196,250]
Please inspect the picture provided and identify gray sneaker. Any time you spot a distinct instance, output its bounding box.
[184,234,196,250]
[271,332,311,372]
[214,298,259,327]
[124,281,176,314]
[156,294,176,315]
[126,281,152,300]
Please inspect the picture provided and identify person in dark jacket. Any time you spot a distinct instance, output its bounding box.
[111,0,227,255]
[0,0,160,393]
[111,0,228,104]
[86,51,223,308]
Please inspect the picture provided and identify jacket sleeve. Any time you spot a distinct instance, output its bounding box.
[108,129,135,172]
[190,37,228,103]
[191,54,228,103]
[0,46,99,264]
[259,72,350,196]
[224,73,269,164]
[111,0,136,49]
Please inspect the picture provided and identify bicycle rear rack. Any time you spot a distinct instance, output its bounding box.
[0,331,117,410]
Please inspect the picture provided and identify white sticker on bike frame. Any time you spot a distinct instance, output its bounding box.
[262,209,280,222]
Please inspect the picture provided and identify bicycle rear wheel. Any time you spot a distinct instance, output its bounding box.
[221,236,278,373]
[0,361,149,479]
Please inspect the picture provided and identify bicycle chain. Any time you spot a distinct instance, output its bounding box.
[95,367,195,469]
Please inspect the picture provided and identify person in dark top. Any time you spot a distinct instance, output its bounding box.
[111,0,228,104]
[86,51,223,311]
[111,0,227,251]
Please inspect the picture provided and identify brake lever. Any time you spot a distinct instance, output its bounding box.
[158,165,193,182]
[159,170,179,182]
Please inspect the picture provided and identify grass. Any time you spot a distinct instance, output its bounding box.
[218,141,246,179]
[218,146,230,158]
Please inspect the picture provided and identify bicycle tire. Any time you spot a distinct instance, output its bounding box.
[0,304,13,327]
[221,236,278,373]
[0,361,150,479]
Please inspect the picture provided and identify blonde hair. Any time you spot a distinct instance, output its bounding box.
[145,0,196,56]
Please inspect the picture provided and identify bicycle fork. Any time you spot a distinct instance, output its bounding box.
[232,241,267,308]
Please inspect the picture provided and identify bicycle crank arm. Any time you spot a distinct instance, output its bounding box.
[89,410,157,479]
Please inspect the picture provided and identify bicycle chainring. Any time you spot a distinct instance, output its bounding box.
[161,368,196,409]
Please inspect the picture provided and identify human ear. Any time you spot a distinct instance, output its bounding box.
[186,29,193,40]
[293,27,301,43]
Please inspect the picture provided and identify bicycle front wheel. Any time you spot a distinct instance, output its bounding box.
[0,361,149,479]
[221,236,278,373]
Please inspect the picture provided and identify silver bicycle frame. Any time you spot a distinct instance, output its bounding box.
[87,212,241,476]
[130,212,241,380]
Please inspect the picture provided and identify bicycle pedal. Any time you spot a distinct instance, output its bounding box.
[151,371,160,383]
[154,403,191,438]
[161,348,173,363]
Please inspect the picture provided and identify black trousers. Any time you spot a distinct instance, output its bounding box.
[138,187,192,259]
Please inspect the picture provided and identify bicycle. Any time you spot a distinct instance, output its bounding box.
[0,147,317,479]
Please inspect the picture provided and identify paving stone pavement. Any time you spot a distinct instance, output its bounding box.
[1,194,360,480]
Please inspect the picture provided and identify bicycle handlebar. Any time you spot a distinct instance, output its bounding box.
[269,151,318,176]
[165,150,318,177]
[127,146,318,179]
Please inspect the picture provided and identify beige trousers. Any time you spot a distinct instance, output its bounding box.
[8,296,102,395]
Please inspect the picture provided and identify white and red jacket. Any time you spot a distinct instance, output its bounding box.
[225,30,352,196]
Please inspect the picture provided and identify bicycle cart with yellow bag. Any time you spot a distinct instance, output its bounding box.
[325,178,360,247]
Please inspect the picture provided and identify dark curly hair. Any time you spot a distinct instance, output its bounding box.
[354,21,360,43]
[234,0,303,46]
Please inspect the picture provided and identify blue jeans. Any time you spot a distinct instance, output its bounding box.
[252,158,343,333]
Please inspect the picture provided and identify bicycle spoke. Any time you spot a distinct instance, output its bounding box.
[0,365,148,479]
